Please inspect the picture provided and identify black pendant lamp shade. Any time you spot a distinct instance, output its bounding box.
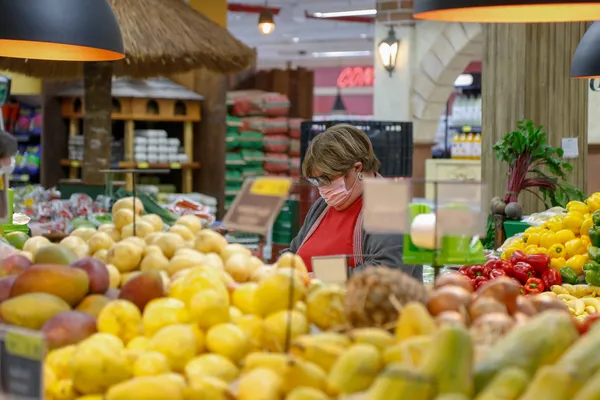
[413,0,600,23]
[0,0,124,62]
[332,91,347,114]
[572,22,600,79]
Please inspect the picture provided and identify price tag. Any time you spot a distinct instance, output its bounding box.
[137,162,149,169]
[223,177,293,235]
[250,177,293,197]
[0,325,45,399]
[70,161,80,168]
[170,163,182,169]
[311,256,348,285]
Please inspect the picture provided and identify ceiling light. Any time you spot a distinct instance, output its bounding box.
[0,0,124,61]
[454,74,474,87]
[360,33,368,39]
[313,9,377,18]
[293,37,300,43]
[378,27,400,76]
[258,11,275,35]
[312,51,371,58]
[572,22,600,78]
[413,1,600,23]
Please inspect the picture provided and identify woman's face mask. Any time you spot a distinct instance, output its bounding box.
[318,171,361,208]
[0,158,15,176]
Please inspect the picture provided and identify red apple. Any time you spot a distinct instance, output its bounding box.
[0,275,16,302]
[0,254,32,277]
[71,257,110,294]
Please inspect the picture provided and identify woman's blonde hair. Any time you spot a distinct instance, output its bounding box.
[302,123,381,178]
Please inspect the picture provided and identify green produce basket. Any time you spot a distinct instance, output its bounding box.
[239,131,263,150]
[504,220,531,238]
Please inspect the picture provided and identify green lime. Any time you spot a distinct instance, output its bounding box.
[5,231,29,250]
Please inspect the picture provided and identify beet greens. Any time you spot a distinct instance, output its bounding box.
[492,120,584,208]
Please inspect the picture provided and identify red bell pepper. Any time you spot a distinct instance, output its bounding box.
[458,266,470,276]
[519,285,526,295]
[500,260,515,277]
[464,265,487,279]
[473,276,489,290]
[513,262,534,284]
[580,313,600,335]
[524,277,545,294]
[489,268,507,279]
[526,254,550,276]
[510,250,527,265]
[484,258,501,270]
[541,268,562,289]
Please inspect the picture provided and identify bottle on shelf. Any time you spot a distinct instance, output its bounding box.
[473,133,482,160]
[464,127,474,160]
[451,133,460,159]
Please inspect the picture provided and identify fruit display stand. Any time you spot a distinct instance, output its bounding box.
[57,78,203,194]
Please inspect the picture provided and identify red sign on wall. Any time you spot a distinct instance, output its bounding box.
[336,67,375,88]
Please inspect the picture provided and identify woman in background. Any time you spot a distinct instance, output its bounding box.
[288,124,422,281]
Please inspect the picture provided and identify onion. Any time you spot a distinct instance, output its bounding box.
[530,296,570,314]
[469,312,514,344]
[469,296,507,321]
[477,277,520,313]
[434,273,474,293]
[428,286,471,316]
[435,311,466,327]
[515,296,537,316]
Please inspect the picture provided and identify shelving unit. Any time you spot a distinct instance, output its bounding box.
[57,78,203,193]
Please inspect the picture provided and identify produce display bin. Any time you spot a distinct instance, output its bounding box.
[504,220,530,238]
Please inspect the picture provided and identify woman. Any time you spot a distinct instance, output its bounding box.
[288,124,422,281]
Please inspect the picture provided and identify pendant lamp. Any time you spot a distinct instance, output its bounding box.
[332,90,347,114]
[572,22,600,79]
[0,0,124,61]
[413,0,600,23]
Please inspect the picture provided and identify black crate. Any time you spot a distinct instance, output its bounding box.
[300,120,413,177]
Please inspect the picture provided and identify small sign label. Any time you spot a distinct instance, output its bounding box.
[311,256,348,285]
[0,325,45,399]
[223,177,292,235]
[137,162,149,169]
[562,137,579,159]
[170,163,182,170]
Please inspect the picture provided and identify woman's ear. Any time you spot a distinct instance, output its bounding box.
[354,162,364,172]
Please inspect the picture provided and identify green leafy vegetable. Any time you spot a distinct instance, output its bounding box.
[492,120,585,208]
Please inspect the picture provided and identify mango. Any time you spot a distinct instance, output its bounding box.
[42,311,97,350]
[71,257,110,294]
[76,295,112,318]
[34,245,77,266]
[119,270,165,311]
[11,264,90,306]
[1,293,70,329]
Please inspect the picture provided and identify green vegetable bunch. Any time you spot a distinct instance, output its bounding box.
[492,119,584,208]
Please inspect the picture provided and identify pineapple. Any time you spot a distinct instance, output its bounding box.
[344,266,429,328]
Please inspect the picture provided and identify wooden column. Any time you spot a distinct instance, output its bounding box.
[482,23,589,214]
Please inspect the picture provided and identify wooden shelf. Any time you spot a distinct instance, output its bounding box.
[62,113,201,123]
[60,160,201,170]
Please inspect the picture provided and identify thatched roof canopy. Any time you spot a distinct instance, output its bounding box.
[0,0,255,78]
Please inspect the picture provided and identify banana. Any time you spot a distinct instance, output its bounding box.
[292,332,351,349]
[537,292,558,299]
[589,285,600,297]
[582,297,600,309]
[562,284,577,296]
[558,294,578,302]
[552,285,570,295]
[586,306,597,314]
[348,328,395,352]
[395,302,437,342]
[238,368,283,400]
[575,286,596,298]
[289,341,345,373]
[567,299,586,316]
[326,343,382,396]
[283,358,327,393]
[242,353,291,374]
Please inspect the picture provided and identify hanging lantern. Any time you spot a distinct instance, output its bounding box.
[378,27,400,77]
[258,11,276,35]
[413,0,600,23]
[0,0,124,61]
[572,22,600,79]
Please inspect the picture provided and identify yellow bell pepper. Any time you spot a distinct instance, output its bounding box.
[565,238,587,258]
[544,217,564,232]
[567,200,590,214]
[581,218,594,238]
[555,229,576,244]
[563,212,584,234]
[534,247,549,256]
[501,248,516,261]
[524,226,544,235]
[540,232,558,249]
[522,232,541,246]
[548,243,566,259]
[586,193,600,213]
[525,246,540,255]
[582,235,592,248]
[566,254,587,275]
[550,257,566,272]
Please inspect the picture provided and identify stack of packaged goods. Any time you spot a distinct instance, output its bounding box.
[288,118,302,179]
[133,129,187,165]
[225,91,291,211]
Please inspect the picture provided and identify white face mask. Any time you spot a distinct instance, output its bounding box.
[0,158,15,176]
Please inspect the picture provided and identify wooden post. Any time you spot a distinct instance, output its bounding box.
[83,62,113,185]
[124,119,134,191]
[183,121,194,193]
[68,119,78,180]
[482,23,589,214]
